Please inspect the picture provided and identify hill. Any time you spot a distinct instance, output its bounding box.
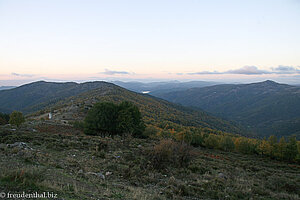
[0,81,242,134]
[112,80,220,96]
[156,80,300,138]
[0,81,116,114]
[0,122,299,200]
[0,86,15,91]
[32,81,242,134]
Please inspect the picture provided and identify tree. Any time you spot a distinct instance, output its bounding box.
[277,137,287,160]
[296,141,300,163]
[0,112,10,125]
[117,101,145,137]
[235,137,255,154]
[257,138,271,155]
[204,134,219,149]
[219,136,235,151]
[84,101,145,138]
[285,136,298,161]
[84,102,118,137]
[9,111,25,127]
[268,135,278,158]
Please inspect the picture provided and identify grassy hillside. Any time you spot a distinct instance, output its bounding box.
[34,82,243,134]
[0,81,114,114]
[156,80,300,138]
[0,123,299,200]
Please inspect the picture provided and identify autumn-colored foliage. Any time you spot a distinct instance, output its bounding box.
[151,139,194,169]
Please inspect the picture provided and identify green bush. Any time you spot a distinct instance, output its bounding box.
[9,111,25,127]
[84,101,145,137]
[0,112,10,125]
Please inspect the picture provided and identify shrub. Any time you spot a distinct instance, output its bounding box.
[117,101,145,137]
[72,121,84,131]
[84,101,145,137]
[204,134,219,149]
[0,167,45,189]
[0,112,10,125]
[143,125,159,138]
[151,139,194,169]
[219,136,235,151]
[84,102,119,136]
[9,111,25,127]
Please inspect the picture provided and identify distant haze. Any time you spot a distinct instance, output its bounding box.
[0,0,300,86]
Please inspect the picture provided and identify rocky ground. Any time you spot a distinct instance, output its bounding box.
[0,122,299,200]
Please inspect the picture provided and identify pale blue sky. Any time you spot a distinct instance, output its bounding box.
[0,0,300,85]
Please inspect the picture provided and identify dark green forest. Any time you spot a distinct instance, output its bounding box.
[156,80,300,138]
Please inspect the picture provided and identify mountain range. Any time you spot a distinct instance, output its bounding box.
[0,81,117,114]
[1,80,299,138]
[0,86,15,91]
[112,80,220,96]
[156,80,300,138]
[0,81,241,134]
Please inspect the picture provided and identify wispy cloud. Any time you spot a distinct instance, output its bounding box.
[99,69,132,75]
[187,71,221,75]
[271,65,300,74]
[11,72,35,77]
[226,66,271,75]
[185,66,300,76]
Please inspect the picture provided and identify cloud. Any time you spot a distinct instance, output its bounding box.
[11,72,35,77]
[186,65,300,76]
[99,69,131,75]
[271,65,300,74]
[226,66,271,75]
[187,71,221,75]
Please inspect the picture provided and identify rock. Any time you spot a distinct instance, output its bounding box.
[86,172,105,180]
[7,142,33,150]
[96,172,105,179]
[137,144,142,148]
[218,173,226,179]
[78,169,83,174]
[105,171,112,176]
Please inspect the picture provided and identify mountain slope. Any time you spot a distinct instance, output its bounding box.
[0,81,114,114]
[23,81,242,134]
[0,86,15,91]
[112,80,220,96]
[156,80,300,137]
[0,81,242,134]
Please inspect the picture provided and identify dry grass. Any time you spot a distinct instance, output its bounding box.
[0,123,299,199]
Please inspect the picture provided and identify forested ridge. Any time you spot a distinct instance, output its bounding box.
[156,80,300,138]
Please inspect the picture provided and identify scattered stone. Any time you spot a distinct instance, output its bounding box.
[218,173,226,179]
[137,144,142,148]
[96,172,105,179]
[78,169,83,174]
[105,171,112,176]
[7,142,33,150]
[86,172,105,180]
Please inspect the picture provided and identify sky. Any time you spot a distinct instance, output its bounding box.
[1,0,300,86]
